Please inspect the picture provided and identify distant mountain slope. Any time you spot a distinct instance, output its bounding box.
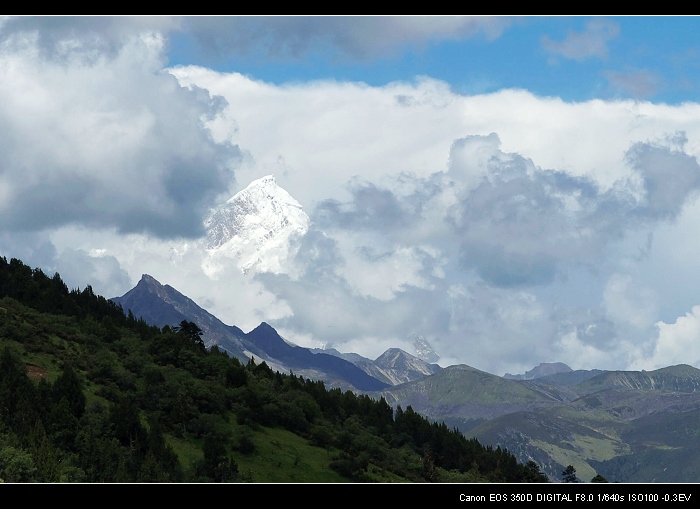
[353,348,441,385]
[591,408,700,483]
[469,409,629,483]
[374,364,569,432]
[469,387,700,483]
[504,362,573,380]
[477,368,700,482]
[112,274,250,362]
[372,360,700,482]
[309,347,371,365]
[504,362,605,386]
[310,346,441,386]
[577,364,700,393]
[535,369,607,386]
[112,275,388,391]
[246,323,389,392]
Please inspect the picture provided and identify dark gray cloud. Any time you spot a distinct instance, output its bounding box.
[0,231,57,270]
[627,135,700,220]
[315,180,418,232]
[450,160,600,286]
[55,248,132,296]
[183,16,512,61]
[0,16,179,61]
[576,316,617,350]
[449,134,700,287]
[291,228,344,280]
[306,133,700,291]
[1,16,511,66]
[0,33,240,238]
[461,247,558,287]
[258,267,451,347]
[551,306,618,350]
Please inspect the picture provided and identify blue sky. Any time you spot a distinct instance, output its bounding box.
[167,17,700,103]
[3,16,700,375]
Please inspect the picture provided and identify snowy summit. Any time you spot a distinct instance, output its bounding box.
[203,175,309,276]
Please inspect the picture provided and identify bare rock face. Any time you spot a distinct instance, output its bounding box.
[367,348,442,385]
[412,334,440,363]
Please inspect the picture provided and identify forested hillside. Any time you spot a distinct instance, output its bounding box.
[0,256,548,482]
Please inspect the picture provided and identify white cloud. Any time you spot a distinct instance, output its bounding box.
[7,29,700,376]
[629,306,700,370]
[555,331,625,371]
[38,68,700,374]
[603,273,658,330]
[172,67,700,204]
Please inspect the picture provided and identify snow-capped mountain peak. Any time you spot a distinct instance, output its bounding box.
[203,175,309,276]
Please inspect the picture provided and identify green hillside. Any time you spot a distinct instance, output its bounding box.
[467,384,700,482]
[578,365,700,393]
[375,364,569,432]
[0,256,547,483]
[373,360,700,482]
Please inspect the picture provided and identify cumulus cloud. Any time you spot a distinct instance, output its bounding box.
[316,179,420,233]
[627,134,700,219]
[6,34,700,376]
[575,309,617,351]
[0,30,239,238]
[310,133,700,291]
[542,18,619,62]
[62,65,700,373]
[246,127,700,373]
[631,306,700,370]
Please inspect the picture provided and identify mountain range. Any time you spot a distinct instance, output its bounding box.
[373,362,700,482]
[109,175,700,482]
[111,272,700,482]
[112,274,394,392]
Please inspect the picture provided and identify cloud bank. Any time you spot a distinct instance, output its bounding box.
[3,20,700,376]
[0,24,239,238]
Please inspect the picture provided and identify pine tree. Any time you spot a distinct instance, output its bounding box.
[562,465,578,483]
[201,433,238,482]
[52,363,86,420]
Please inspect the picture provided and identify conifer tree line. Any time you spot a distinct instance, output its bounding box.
[0,256,549,482]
